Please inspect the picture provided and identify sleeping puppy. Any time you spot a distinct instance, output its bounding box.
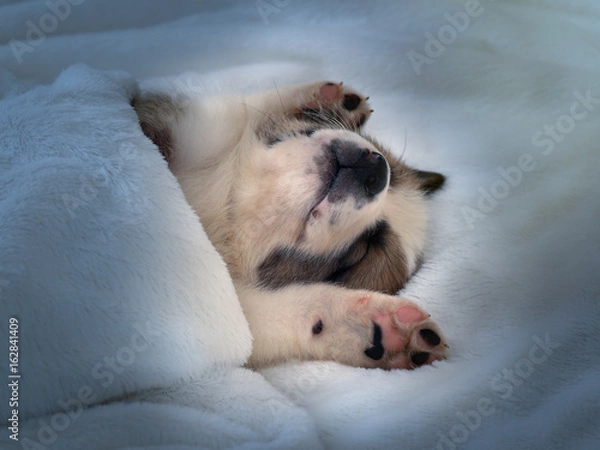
[133,81,448,370]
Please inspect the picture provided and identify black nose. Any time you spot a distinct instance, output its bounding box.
[353,150,388,197]
[328,139,389,198]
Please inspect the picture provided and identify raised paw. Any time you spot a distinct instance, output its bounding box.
[295,81,373,130]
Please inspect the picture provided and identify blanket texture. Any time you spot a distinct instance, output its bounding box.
[0,65,318,449]
[1,0,599,449]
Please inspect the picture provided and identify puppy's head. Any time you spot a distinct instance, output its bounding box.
[134,93,445,295]
[231,119,445,294]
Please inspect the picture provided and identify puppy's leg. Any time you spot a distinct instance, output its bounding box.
[134,81,371,165]
[133,91,251,168]
[238,284,448,370]
[245,81,373,130]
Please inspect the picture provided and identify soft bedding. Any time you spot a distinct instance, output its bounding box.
[0,1,598,449]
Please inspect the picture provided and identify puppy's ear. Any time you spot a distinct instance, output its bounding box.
[414,170,445,196]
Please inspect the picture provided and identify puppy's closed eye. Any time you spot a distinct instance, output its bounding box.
[326,220,389,284]
[326,237,369,283]
[328,221,410,295]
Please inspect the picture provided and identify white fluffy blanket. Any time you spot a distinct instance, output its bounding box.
[1,1,599,449]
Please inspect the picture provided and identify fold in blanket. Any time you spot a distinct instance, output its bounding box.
[0,64,319,449]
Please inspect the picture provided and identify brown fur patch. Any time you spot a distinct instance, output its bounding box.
[132,94,184,164]
[330,221,409,295]
[258,221,409,295]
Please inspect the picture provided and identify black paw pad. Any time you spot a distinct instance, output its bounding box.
[343,93,362,111]
[411,352,430,366]
[419,329,441,347]
[312,320,323,335]
[364,323,384,360]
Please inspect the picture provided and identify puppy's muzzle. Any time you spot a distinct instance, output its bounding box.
[325,139,390,205]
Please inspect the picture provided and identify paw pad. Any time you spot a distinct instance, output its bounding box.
[312,319,324,335]
[364,323,384,360]
[311,81,372,129]
[419,329,441,347]
[366,301,448,369]
[410,352,430,366]
[319,82,342,101]
[342,93,362,111]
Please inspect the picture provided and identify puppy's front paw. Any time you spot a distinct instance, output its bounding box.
[364,299,448,369]
[313,293,448,369]
[295,81,373,130]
